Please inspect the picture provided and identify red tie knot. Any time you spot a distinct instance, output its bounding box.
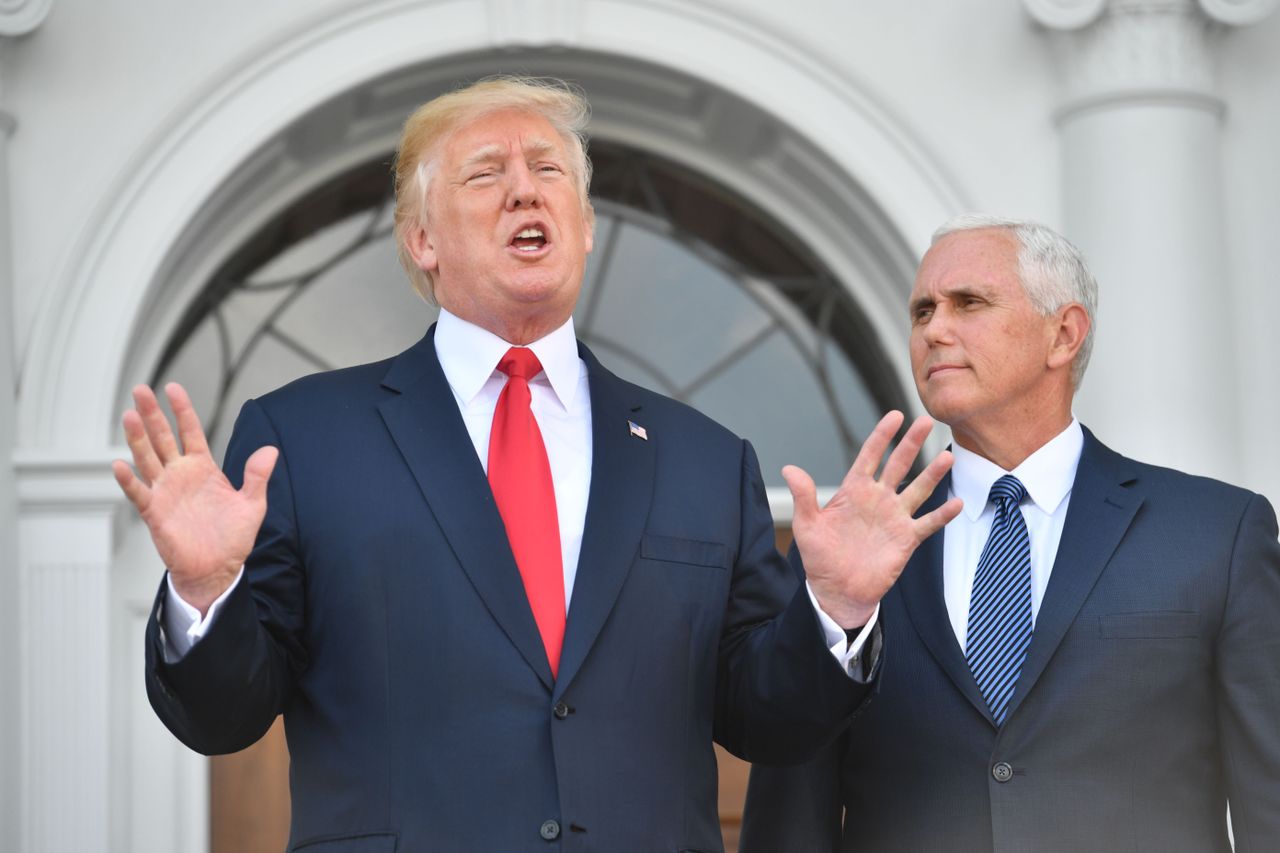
[498,347,544,382]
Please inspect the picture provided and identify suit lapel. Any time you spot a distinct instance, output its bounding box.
[554,345,655,699]
[1003,428,1142,720]
[377,327,555,690]
[899,474,996,724]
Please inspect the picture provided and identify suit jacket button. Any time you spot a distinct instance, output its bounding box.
[553,701,570,720]
[992,762,1014,783]
[540,819,561,840]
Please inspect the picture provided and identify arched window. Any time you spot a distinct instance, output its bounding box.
[153,141,905,492]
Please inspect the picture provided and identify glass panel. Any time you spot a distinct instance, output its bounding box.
[272,238,435,370]
[579,217,774,393]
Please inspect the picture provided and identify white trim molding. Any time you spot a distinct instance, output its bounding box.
[1197,0,1278,25]
[0,0,52,37]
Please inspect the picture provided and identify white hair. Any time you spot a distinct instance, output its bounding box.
[932,214,1098,387]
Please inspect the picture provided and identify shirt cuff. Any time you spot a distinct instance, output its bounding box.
[160,568,244,663]
[806,580,881,680]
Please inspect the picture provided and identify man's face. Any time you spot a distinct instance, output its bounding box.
[413,109,593,342]
[908,229,1062,437]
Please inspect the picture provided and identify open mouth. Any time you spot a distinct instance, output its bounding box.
[510,226,548,253]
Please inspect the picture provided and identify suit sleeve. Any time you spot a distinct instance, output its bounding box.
[739,731,846,853]
[712,440,871,765]
[1216,492,1280,850]
[144,398,307,755]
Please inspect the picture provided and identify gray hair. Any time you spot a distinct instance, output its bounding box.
[392,76,595,303]
[932,214,1098,387]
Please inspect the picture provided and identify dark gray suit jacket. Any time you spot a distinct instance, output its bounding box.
[144,328,870,853]
[741,429,1280,853]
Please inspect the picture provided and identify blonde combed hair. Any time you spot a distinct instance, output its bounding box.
[392,76,594,302]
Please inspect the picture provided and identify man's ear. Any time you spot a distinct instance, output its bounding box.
[404,224,438,273]
[1047,303,1090,371]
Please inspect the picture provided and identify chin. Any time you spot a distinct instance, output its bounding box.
[918,393,970,427]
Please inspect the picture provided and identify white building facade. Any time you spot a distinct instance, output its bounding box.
[2,0,1278,850]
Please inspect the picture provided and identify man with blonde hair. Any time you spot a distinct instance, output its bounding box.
[741,215,1280,852]
[118,77,959,851]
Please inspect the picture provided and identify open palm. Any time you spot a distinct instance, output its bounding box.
[112,383,277,614]
[787,411,962,628]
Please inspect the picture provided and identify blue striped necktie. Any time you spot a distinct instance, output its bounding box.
[965,474,1032,725]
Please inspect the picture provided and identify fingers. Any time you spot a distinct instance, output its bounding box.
[915,495,964,540]
[133,384,181,465]
[847,410,905,480]
[898,447,955,511]
[166,382,211,458]
[122,408,163,484]
[878,415,934,489]
[240,446,280,504]
[111,458,151,510]
[782,464,818,528]
[123,383,212,484]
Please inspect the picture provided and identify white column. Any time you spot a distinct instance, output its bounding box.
[0,102,20,853]
[2,2,56,848]
[16,455,120,853]
[1025,0,1277,480]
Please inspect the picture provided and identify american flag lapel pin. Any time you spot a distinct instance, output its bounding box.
[628,420,648,441]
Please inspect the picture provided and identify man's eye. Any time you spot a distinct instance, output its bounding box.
[468,171,496,182]
[537,164,563,174]
[912,309,933,324]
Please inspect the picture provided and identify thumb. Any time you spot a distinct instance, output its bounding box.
[782,464,818,528]
[240,446,280,503]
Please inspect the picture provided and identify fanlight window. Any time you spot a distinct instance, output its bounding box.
[153,142,905,490]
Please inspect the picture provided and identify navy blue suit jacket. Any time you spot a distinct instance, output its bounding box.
[145,328,868,852]
[741,428,1280,853]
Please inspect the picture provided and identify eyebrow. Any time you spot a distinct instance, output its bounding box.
[459,138,561,172]
[908,295,935,316]
[909,286,987,316]
[459,144,506,172]
[523,137,559,158]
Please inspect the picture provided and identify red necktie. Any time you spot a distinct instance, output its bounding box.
[488,347,566,677]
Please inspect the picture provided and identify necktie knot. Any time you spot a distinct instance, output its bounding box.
[988,474,1027,510]
[498,347,543,382]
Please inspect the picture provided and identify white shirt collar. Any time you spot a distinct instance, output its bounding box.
[951,418,1084,520]
[433,307,582,411]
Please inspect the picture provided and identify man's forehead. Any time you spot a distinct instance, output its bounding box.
[444,112,564,159]
[916,232,1018,284]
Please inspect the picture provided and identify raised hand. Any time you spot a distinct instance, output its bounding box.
[112,383,278,616]
[786,411,962,628]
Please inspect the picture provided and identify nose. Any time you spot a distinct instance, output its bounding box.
[920,306,952,345]
[505,162,541,210]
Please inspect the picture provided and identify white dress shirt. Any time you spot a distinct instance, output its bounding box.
[433,308,593,601]
[165,308,871,671]
[942,419,1084,651]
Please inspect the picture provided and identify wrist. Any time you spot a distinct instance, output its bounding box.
[815,594,877,632]
[169,571,237,618]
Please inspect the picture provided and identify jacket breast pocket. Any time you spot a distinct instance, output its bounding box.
[291,832,397,852]
[641,534,730,570]
[1098,610,1199,639]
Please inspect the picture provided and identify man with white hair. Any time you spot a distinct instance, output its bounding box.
[114,77,960,851]
[741,215,1280,853]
